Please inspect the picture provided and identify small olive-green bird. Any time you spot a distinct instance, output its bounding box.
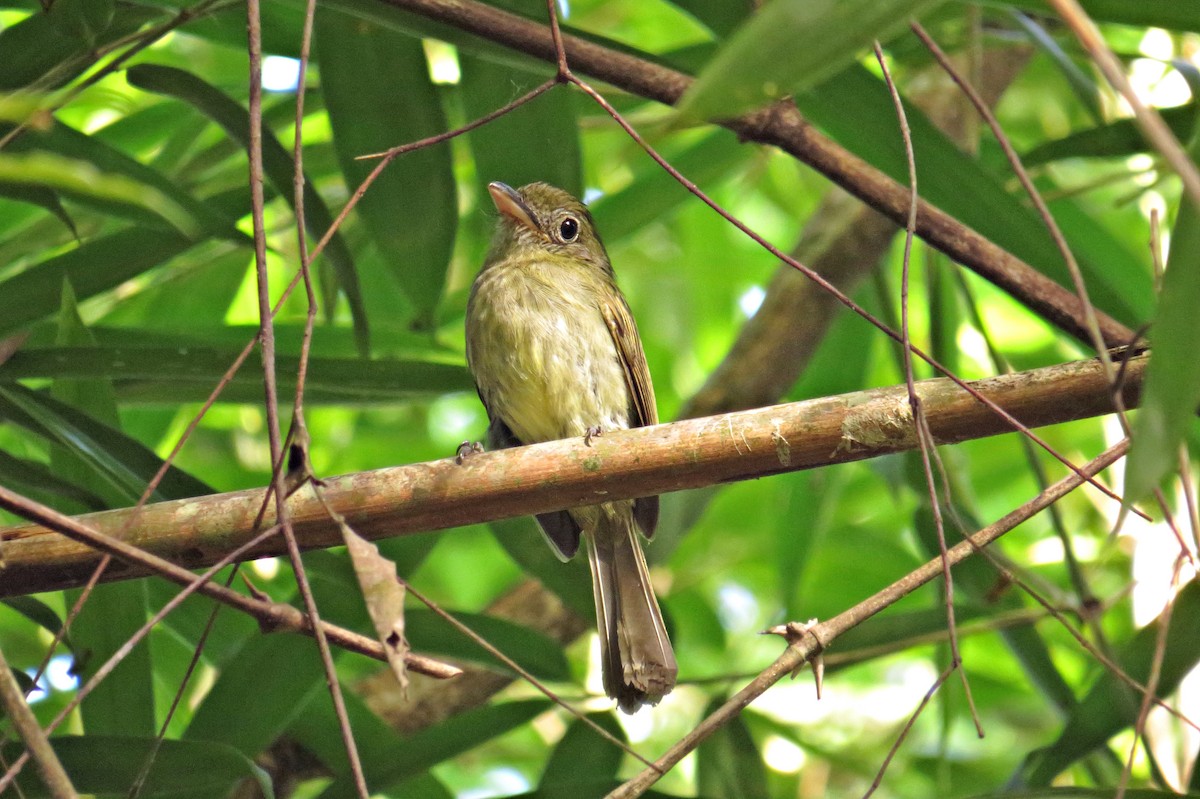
[465,181,676,712]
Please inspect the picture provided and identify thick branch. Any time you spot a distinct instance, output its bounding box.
[374,0,1134,348]
[0,353,1145,597]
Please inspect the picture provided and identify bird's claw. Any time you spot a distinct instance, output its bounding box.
[584,425,603,446]
[455,440,484,464]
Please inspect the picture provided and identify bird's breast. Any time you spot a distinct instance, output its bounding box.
[466,260,631,445]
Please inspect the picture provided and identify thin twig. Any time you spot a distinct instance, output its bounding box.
[0,352,1153,596]
[0,646,77,799]
[911,23,1116,392]
[244,2,369,795]
[401,580,659,770]
[0,527,281,794]
[1117,556,1185,799]
[375,0,1136,348]
[0,0,234,151]
[863,665,954,798]
[873,39,982,753]
[308,79,556,264]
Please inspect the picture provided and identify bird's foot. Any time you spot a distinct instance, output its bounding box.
[455,440,484,464]
[584,425,603,446]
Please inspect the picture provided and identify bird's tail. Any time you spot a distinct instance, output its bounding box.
[586,511,676,713]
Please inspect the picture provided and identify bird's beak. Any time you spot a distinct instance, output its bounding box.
[488,182,538,233]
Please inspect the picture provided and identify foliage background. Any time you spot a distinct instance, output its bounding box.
[0,0,1198,797]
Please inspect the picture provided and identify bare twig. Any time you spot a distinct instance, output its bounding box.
[1117,556,1185,799]
[0,525,277,793]
[572,62,1131,517]
[873,39,981,760]
[244,2,368,794]
[0,646,77,799]
[401,581,659,770]
[309,79,556,263]
[911,23,1116,388]
[863,665,955,799]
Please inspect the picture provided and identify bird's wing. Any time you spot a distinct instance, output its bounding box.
[601,298,657,428]
[601,296,660,539]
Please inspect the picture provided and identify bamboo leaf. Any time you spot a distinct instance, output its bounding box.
[0,736,272,799]
[1125,119,1200,503]
[126,64,371,353]
[316,9,457,331]
[1017,581,1200,786]
[677,0,946,121]
[0,151,198,236]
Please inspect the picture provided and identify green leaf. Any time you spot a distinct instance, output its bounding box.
[539,712,627,790]
[1125,120,1200,503]
[317,700,551,799]
[406,609,571,680]
[300,548,570,679]
[677,0,946,121]
[68,581,155,738]
[971,789,1200,799]
[0,183,78,237]
[491,517,595,619]
[46,0,115,48]
[0,439,106,511]
[1018,581,1200,786]
[1006,0,1200,32]
[185,634,326,756]
[125,64,370,354]
[1,345,471,404]
[0,383,213,502]
[4,119,234,235]
[697,696,769,798]
[664,0,754,37]
[460,57,582,198]
[0,227,187,338]
[46,278,127,508]
[1,735,272,799]
[590,129,748,241]
[1024,104,1198,165]
[912,504,1077,712]
[316,9,457,330]
[0,151,198,236]
[0,5,159,92]
[1008,10,1103,125]
[285,684,454,799]
[2,596,64,639]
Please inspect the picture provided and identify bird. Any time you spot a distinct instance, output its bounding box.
[463,180,676,712]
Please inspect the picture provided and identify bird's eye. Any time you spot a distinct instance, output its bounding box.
[558,217,579,242]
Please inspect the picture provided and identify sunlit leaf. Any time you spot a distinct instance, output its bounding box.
[1125,120,1200,503]
[677,0,945,121]
[0,151,198,236]
[126,64,370,353]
